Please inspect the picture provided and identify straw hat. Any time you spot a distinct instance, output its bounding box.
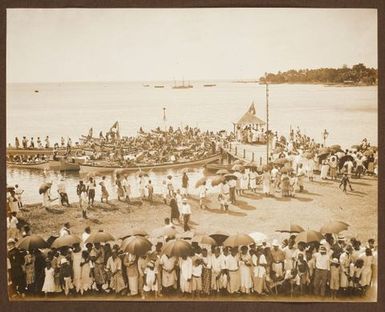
[331,258,339,264]
[272,239,279,247]
[60,258,68,265]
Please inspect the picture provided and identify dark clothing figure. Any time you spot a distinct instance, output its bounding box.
[170,198,180,223]
[8,247,26,296]
[34,250,46,294]
[339,175,353,193]
[59,192,70,207]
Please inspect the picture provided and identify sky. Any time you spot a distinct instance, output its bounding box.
[7,8,377,83]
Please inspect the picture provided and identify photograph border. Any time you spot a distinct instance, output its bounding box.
[1,1,383,312]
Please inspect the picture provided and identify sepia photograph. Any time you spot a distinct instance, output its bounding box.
[6,7,378,302]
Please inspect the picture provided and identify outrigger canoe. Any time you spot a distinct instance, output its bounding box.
[7,161,50,170]
[79,153,221,174]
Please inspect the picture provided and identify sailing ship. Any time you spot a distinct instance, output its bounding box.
[172,78,193,89]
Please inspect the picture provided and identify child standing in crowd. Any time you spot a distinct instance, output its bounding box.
[329,258,340,299]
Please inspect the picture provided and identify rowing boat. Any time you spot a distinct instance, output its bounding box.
[79,153,221,173]
[7,161,50,170]
[48,160,80,172]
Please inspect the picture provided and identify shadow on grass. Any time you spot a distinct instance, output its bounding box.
[205,207,247,217]
[293,196,314,202]
[233,200,256,210]
[300,190,322,196]
[241,193,264,200]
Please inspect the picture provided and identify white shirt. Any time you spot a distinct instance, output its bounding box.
[314,252,330,270]
[7,216,18,229]
[221,183,230,194]
[199,186,207,198]
[192,264,203,277]
[59,227,70,237]
[211,254,225,272]
[181,203,191,215]
[226,254,239,271]
[228,179,237,188]
[82,232,90,243]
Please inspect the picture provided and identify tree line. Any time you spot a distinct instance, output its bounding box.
[259,64,377,85]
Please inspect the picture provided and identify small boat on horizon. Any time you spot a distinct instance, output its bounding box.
[154,85,164,88]
[203,84,216,87]
[143,84,150,87]
[172,78,193,89]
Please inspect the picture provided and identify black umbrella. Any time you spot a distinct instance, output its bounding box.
[339,155,354,170]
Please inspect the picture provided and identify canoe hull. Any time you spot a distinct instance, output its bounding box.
[7,161,50,170]
[48,160,80,172]
[79,153,221,174]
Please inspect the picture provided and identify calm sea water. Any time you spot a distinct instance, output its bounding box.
[6,81,377,203]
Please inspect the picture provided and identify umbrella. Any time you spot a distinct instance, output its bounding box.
[85,231,115,244]
[195,177,207,188]
[249,232,268,243]
[192,235,217,246]
[295,230,323,243]
[351,145,361,150]
[276,224,305,234]
[223,233,254,247]
[330,144,341,151]
[150,226,177,238]
[51,235,81,249]
[364,150,374,157]
[211,175,225,187]
[320,221,349,234]
[16,235,48,250]
[121,236,152,256]
[273,158,289,166]
[46,235,59,247]
[231,164,244,171]
[245,162,258,168]
[39,182,52,194]
[224,173,237,181]
[162,239,194,257]
[339,155,355,170]
[181,168,193,173]
[233,160,244,165]
[216,169,229,175]
[120,228,148,240]
[177,231,195,240]
[209,231,230,245]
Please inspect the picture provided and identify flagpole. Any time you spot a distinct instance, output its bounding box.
[265,74,269,164]
[163,107,167,131]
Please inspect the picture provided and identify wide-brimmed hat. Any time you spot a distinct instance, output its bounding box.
[319,246,327,252]
[7,238,16,244]
[60,258,68,264]
[331,258,339,264]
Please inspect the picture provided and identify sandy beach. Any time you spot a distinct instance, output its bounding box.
[19,174,377,244]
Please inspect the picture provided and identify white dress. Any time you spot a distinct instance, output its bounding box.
[72,252,82,292]
[262,172,271,194]
[240,173,249,190]
[80,260,93,292]
[42,267,56,293]
[249,172,257,189]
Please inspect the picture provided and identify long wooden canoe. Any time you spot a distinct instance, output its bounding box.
[7,161,50,170]
[48,160,80,172]
[79,153,221,173]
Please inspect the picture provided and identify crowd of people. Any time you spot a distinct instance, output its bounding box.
[7,222,377,300]
[8,125,231,168]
